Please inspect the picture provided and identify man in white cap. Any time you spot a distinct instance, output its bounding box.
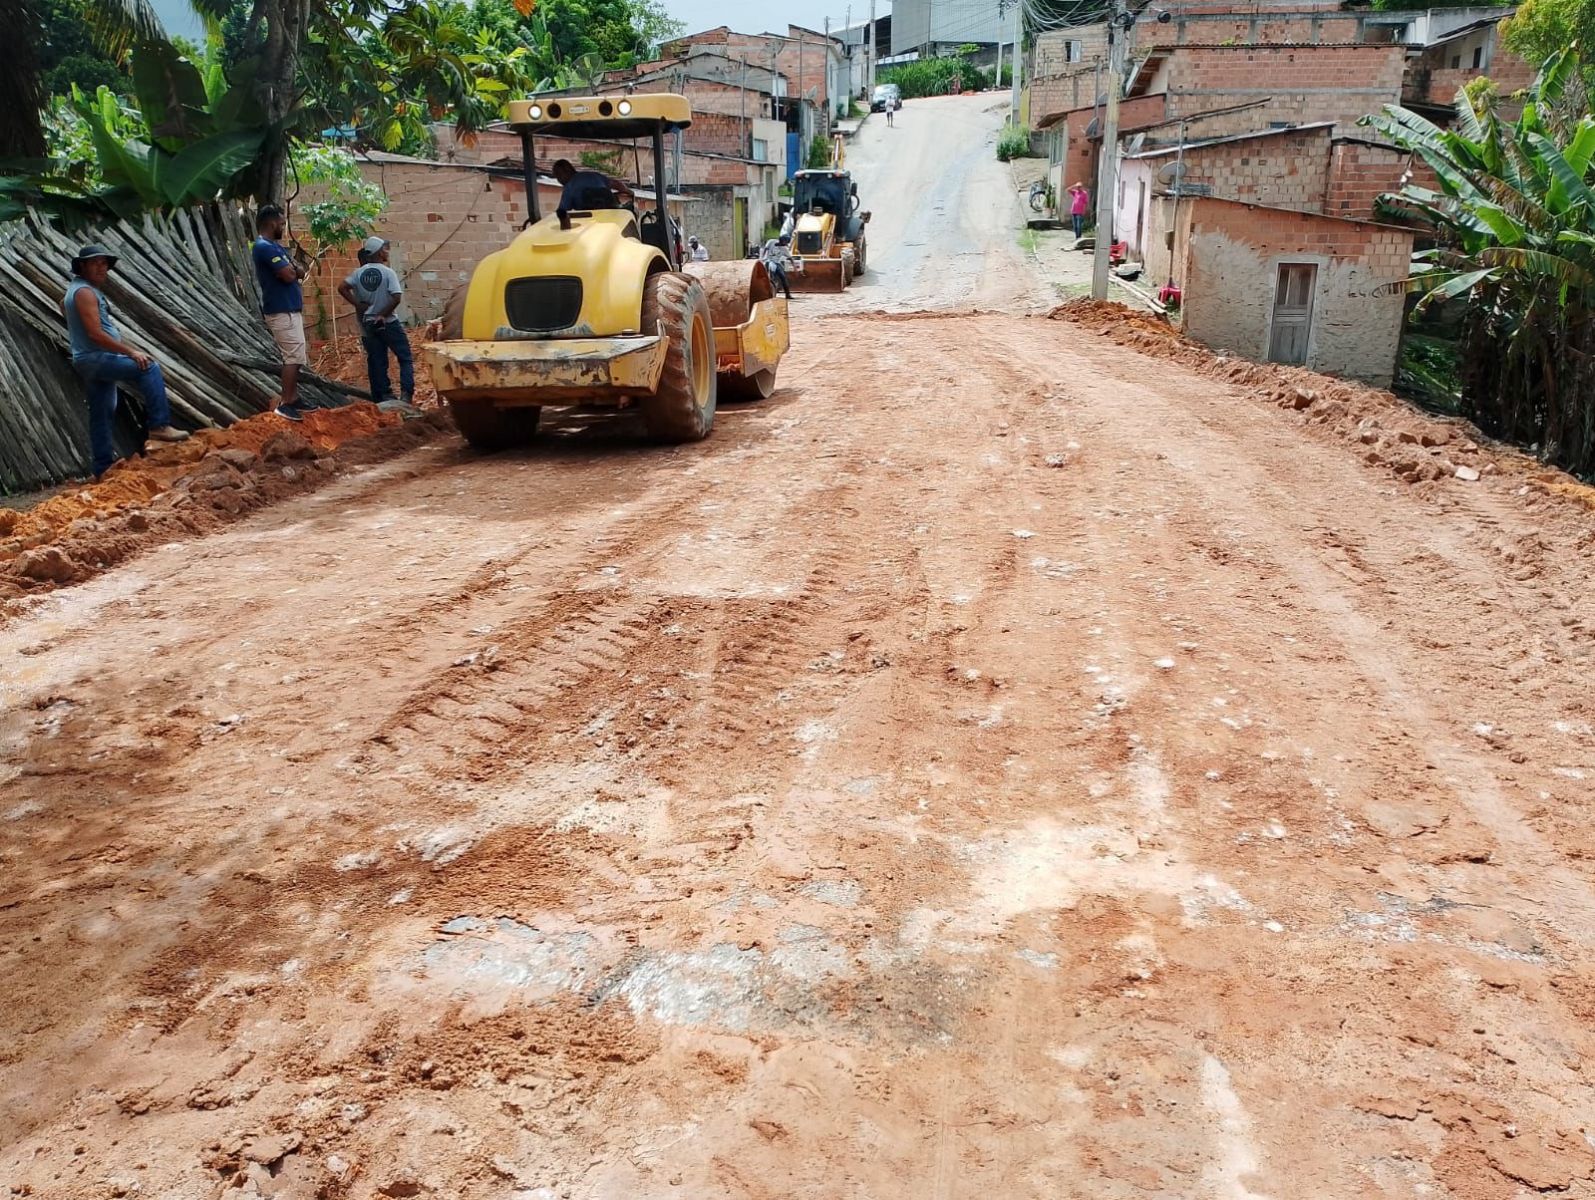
[687,235,710,262]
[338,236,415,413]
[63,244,189,477]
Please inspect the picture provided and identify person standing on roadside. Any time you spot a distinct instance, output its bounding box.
[886,95,896,127]
[688,236,710,262]
[252,204,309,421]
[1068,182,1091,240]
[63,245,190,477]
[338,236,416,413]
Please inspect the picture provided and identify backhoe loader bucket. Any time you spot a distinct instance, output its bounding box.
[790,250,853,293]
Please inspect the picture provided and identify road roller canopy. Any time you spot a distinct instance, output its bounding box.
[507,94,693,140]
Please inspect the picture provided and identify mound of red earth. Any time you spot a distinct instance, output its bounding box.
[0,403,450,611]
[1043,298,1595,497]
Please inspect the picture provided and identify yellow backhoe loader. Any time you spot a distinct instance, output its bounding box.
[423,94,790,447]
[788,137,870,293]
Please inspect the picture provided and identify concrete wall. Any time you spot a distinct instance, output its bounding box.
[1176,197,1413,385]
[892,0,1006,54]
[1150,44,1408,134]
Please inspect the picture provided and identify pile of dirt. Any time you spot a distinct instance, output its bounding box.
[0,403,451,612]
[310,331,442,410]
[1046,298,1518,490]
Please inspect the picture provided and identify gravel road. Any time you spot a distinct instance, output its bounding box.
[5,93,1595,1199]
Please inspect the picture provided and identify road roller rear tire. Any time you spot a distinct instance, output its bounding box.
[640,272,717,443]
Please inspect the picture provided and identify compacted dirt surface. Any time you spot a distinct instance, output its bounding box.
[7,93,1595,1200]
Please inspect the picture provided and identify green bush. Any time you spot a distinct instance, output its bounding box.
[806,134,832,169]
[996,122,1031,162]
[879,55,981,99]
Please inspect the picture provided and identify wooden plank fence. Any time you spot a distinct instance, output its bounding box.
[0,205,367,495]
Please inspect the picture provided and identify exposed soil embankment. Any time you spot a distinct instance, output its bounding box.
[0,404,450,612]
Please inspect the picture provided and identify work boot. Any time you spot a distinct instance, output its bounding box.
[147,425,190,443]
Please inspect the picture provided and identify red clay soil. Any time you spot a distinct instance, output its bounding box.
[0,403,450,612]
[1048,297,1595,507]
[310,331,443,410]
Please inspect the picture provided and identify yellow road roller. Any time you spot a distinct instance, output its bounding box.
[423,93,790,447]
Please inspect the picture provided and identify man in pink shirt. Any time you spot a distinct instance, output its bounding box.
[1068,182,1090,239]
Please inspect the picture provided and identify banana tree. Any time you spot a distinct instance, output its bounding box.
[1361,48,1595,473]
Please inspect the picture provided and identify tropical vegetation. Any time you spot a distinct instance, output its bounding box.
[1,0,681,219]
[1363,48,1595,475]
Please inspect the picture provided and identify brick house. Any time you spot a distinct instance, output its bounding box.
[1169,196,1415,385]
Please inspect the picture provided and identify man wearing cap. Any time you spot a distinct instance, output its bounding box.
[252,204,309,421]
[63,245,190,478]
[687,236,710,262]
[338,236,414,412]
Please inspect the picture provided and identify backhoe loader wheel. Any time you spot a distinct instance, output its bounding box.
[720,368,777,402]
[640,273,717,443]
[450,401,541,451]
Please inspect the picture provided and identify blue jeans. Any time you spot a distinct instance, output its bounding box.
[1072,213,1085,238]
[361,320,413,400]
[72,352,174,476]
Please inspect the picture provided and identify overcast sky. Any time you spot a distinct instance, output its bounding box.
[149,0,888,46]
[665,0,887,36]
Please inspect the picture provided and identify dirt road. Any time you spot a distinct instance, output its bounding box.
[7,93,1595,1199]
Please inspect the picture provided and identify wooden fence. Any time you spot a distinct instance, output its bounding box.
[0,205,364,494]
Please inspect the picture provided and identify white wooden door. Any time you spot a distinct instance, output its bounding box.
[1268,263,1317,366]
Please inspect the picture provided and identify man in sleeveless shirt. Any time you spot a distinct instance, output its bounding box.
[62,245,189,478]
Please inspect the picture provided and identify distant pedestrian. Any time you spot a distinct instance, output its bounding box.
[338,236,415,413]
[688,235,710,262]
[761,234,794,299]
[1068,182,1090,239]
[62,245,189,477]
[252,204,309,421]
[886,96,897,127]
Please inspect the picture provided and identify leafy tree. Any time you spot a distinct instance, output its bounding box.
[37,0,130,95]
[1363,48,1595,473]
[296,142,387,246]
[1502,0,1595,75]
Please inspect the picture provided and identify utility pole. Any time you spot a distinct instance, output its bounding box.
[1009,0,1023,113]
[868,0,876,91]
[996,0,1005,96]
[1091,7,1129,300]
[824,17,832,125]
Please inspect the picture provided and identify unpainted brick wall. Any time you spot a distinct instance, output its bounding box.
[1158,44,1407,133]
[1176,196,1413,385]
[1324,140,1438,221]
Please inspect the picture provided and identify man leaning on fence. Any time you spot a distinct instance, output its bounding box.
[62,244,189,479]
[252,204,310,421]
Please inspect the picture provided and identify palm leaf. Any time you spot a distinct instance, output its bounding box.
[151,128,262,205]
[1479,245,1595,286]
[1527,130,1594,215]
[84,0,166,60]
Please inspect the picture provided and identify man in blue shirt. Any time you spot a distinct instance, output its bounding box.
[62,245,190,477]
[252,205,309,421]
[552,159,619,230]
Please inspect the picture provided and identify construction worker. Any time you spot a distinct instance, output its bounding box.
[552,159,618,229]
[760,233,794,300]
[688,236,710,262]
[252,205,309,421]
[338,236,416,414]
[62,244,189,477]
